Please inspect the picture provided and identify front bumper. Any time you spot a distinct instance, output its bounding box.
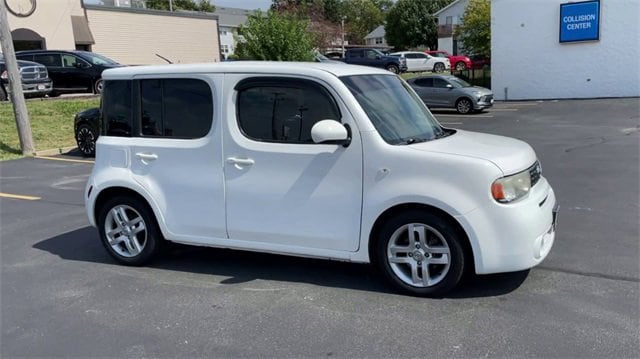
[23,81,52,96]
[474,95,494,110]
[456,177,557,274]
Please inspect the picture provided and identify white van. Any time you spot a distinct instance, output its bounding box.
[85,62,558,296]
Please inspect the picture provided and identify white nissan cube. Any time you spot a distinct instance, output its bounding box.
[85,62,558,296]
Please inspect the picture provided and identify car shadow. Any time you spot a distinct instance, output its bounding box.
[33,227,529,299]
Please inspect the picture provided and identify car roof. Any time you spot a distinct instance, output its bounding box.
[390,51,425,55]
[102,61,392,80]
[409,74,457,80]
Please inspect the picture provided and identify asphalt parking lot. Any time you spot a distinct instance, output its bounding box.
[1,98,638,357]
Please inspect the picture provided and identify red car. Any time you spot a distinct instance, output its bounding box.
[426,50,472,71]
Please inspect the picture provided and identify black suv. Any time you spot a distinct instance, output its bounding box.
[15,50,122,96]
[0,53,52,101]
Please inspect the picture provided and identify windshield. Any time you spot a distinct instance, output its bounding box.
[79,52,119,65]
[449,77,471,88]
[341,75,444,145]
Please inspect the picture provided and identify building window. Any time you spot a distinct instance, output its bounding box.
[446,16,453,25]
[222,45,229,54]
[221,30,228,36]
[375,37,383,44]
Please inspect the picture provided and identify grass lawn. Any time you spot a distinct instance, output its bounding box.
[0,97,99,160]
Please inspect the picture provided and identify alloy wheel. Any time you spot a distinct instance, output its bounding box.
[104,205,148,258]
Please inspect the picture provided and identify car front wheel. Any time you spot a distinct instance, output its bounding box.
[455,62,467,71]
[97,196,164,266]
[456,98,473,114]
[94,79,104,94]
[386,64,399,74]
[75,123,96,157]
[373,210,465,296]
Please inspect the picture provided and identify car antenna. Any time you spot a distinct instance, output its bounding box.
[155,53,173,64]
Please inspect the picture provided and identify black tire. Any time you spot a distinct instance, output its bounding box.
[94,79,104,94]
[0,86,7,101]
[455,62,466,71]
[456,98,473,114]
[48,91,61,98]
[433,62,445,73]
[386,64,399,74]
[75,123,97,157]
[97,195,164,266]
[372,210,466,297]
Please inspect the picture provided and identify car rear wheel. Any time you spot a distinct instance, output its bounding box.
[94,79,104,94]
[373,210,465,296]
[433,62,445,72]
[386,64,399,74]
[75,123,96,157]
[98,196,164,266]
[456,98,473,114]
[455,62,467,71]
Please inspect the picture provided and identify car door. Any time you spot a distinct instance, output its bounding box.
[432,77,456,106]
[410,78,436,106]
[412,53,431,72]
[128,75,227,240]
[60,54,93,91]
[33,53,65,89]
[364,49,381,68]
[223,75,363,252]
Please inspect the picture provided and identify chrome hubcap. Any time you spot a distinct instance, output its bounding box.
[458,100,471,113]
[387,223,451,287]
[104,205,147,258]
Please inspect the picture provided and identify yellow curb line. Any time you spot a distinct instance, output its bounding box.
[0,192,41,201]
[34,156,95,164]
[34,146,77,157]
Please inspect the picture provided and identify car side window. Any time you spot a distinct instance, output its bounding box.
[102,80,132,137]
[414,78,434,87]
[236,78,341,144]
[33,54,62,67]
[349,50,363,58]
[62,54,89,68]
[434,78,450,88]
[139,78,213,139]
[405,53,417,59]
[366,50,377,59]
[416,53,428,59]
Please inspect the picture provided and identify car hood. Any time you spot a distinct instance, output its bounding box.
[408,130,536,175]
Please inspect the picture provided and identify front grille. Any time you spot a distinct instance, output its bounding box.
[20,66,48,81]
[482,95,493,102]
[529,160,542,187]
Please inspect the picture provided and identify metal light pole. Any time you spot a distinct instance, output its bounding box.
[0,0,34,155]
[341,16,345,57]
[169,0,173,11]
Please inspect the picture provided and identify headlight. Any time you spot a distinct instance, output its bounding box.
[491,169,531,203]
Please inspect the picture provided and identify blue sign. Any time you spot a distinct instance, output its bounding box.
[559,1,600,43]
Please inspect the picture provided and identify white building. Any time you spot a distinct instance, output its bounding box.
[213,7,255,58]
[364,25,388,47]
[434,0,469,55]
[492,0,639,100]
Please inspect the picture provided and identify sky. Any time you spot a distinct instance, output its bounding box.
[83,0,273,10]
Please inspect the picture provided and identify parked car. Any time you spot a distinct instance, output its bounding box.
[342,48,407,73]
[0,53,52,101]
[426,50,472,71]
[407,74,494,114]
[84,62,557,297]
[74,107,101,156]
[15,50,123,96]
[389,51,450,73]
[469,54,491,69]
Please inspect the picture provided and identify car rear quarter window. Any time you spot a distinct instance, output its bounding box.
[413,78,434,87]
[102,80,132,137]
[139,78,213,139]
[33,54,62,67]
[236,78,340,144]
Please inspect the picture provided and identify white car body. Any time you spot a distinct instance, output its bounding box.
[85,62,556,294]
[390,51,451,72]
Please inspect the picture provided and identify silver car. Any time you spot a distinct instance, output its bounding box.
[407,74,493,114]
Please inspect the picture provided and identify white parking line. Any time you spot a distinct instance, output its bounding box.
[488,108,519,112]
[34,156,95,164]
[435,114,494,118]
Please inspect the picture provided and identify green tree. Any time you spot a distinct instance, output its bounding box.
[385,0,453,50]
[145,0,214,12]
[339,0,385,44]
[455,0,490,56]
[236,11,315,61]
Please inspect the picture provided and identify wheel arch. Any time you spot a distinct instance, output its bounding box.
[368,202,476,274]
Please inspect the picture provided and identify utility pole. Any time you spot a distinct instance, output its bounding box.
[341,16,345,58]
[0,1,35,155]
[169,0,173,12]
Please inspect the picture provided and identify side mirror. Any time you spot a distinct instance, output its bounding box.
[446,84,453,89]
[74,62,88,69]
[311,120,351,147]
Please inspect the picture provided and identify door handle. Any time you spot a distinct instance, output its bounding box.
[135,152,158,165]
[226,157,255,169]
